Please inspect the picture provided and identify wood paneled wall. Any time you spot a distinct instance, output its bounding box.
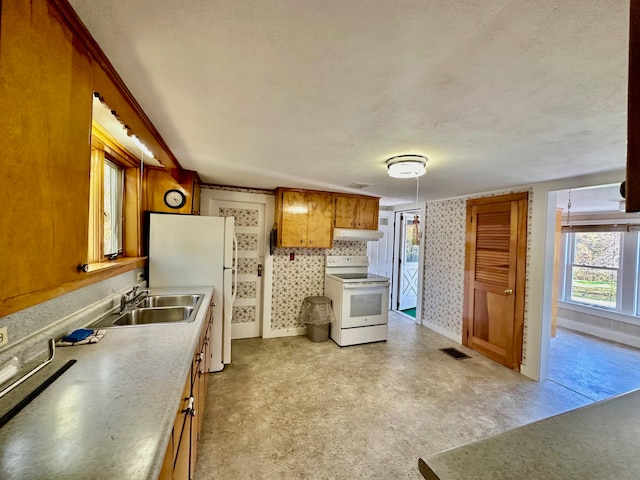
[0,0,186,317]
[0,0,93,302]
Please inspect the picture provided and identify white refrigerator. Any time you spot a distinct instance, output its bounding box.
[148,213,236,372]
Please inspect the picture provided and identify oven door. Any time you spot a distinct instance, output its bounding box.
[341,282,389,328]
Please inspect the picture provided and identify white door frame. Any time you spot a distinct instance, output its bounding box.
[200,188,275,339]
[391,207,425,324]
[367,210,395,307]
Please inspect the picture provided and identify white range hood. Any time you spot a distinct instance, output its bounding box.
[333,228,383,242]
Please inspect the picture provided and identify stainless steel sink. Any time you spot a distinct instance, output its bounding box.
[136,294,203,308]
[91,293,204,328]
[92,306,196,328]
[113,307,195,326]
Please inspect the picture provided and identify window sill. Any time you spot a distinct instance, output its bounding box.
[558,301,640,326]
[1,257,147,317]
[86,257,147,275]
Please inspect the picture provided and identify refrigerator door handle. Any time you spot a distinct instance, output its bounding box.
[232,233,238,303]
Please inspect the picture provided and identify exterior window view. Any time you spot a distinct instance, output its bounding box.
[566,232,621,309]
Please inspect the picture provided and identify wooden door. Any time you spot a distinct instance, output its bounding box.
[550,208,563,337]
[306,192,333,247]
[463,193,527,371]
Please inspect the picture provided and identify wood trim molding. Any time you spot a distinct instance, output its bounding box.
[628,0,640,212]
[91,122,141,169]
[466,191,529,207]
[0,257,147,318]
[47,0,183,176]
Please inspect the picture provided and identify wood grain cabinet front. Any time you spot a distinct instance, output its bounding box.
[158,302,214,480]
[334,194,379,230]
[275,188,333,248]
[144,167,201,215]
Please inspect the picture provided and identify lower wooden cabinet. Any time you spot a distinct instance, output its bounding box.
[158,302,214,480]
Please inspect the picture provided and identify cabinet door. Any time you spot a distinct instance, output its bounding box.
[355,197,379,229]
[334,196,358,228]
[173,378,193,480]
[280,190,308,247]
[307,192,333,248]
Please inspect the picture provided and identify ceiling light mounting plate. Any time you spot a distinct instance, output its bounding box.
[386,154,428,178]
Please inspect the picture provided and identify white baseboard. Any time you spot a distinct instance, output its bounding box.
[421,319,462,343]
[263,326,307,339]
[558,318,640,349]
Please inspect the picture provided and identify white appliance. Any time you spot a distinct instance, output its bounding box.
[148,213,236,372]
[324,255,390,346]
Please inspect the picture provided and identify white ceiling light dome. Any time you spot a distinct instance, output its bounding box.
[386,154,428,178]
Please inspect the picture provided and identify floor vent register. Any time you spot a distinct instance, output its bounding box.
[439,347,471,360]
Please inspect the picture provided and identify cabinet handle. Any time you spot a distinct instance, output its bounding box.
[300,239,304,243]
[309,240,313,244]
[196,353,203,362]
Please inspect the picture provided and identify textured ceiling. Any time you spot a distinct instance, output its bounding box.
[68,0,629,205]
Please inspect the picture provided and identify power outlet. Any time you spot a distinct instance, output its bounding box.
[136,271,145,282]
[0,326,8,348]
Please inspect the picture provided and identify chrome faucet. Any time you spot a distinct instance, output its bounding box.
[119,285,149,313]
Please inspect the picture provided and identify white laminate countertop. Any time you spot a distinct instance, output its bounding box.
[0,287,214,480]
[418,388,640,480]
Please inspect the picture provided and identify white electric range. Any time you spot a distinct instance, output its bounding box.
[324,256,390,346]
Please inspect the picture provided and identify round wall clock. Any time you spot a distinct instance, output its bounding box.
[164,189,187,209]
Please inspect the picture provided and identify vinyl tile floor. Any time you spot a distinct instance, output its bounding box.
[548,326,640,401]
[194,313,640,479]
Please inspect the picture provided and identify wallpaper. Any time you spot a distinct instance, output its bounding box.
[201,184,274,195]
[219,207,259,227]
[420,189,533,365]
[237,258,258,275]
[271,241,367,330]
[421,199,467,336]
[232,306,256,324]
[236,281,256,299]
[236,233,258,251]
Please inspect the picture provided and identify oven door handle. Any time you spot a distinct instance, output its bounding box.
[343,283,389,289]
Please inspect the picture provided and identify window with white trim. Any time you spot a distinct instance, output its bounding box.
[561,229,639,316]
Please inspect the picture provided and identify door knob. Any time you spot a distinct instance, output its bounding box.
[504,289,513,295]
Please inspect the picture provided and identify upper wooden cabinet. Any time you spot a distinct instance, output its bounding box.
[0,0,93,313]
[334,194,379,230]
[275,188,333,248]
[144,167,201,215]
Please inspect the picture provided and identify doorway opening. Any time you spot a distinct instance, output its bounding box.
[394,210,420,319]
[367,209,422,323]
[545,184,640,399]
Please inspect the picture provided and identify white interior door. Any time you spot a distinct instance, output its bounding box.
[209,199,264,339]
[398,211,419,311]
[368,210,394,305]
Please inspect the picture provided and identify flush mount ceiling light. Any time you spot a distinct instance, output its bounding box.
[386,154,428,178]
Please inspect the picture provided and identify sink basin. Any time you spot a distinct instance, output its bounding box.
[114,307,195,325]
[136,294,203,308]
[92,306,197,328]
